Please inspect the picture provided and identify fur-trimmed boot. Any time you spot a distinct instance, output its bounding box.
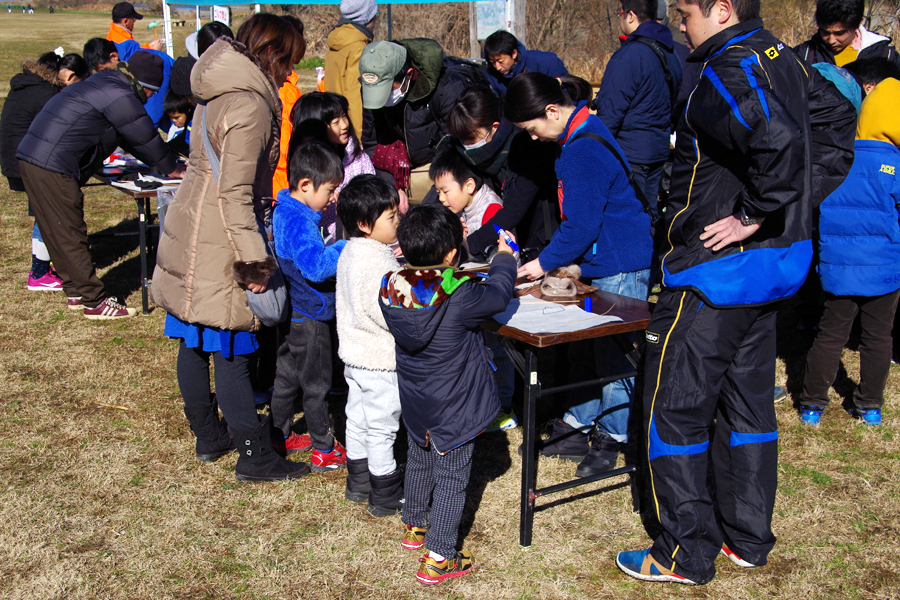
[367,469,405,517]
[184,401,235,462]
[233,416,310,482]
[345,458,371,503]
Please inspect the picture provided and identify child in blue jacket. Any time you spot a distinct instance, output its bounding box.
[799,77,900,426]
[271,141,348,469]
[380,204,516,584]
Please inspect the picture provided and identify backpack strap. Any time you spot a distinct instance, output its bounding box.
[633,36,677,100]
[569,130,657,224]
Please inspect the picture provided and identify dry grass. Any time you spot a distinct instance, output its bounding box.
[2,10,900,600]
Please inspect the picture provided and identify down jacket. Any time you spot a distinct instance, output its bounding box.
[0,60,60,189]
[362,38,489,167]
[380,252,516,452]
[593,20,683,165]
[818,139,900,297]
[16,66,176,184]
[661,19,856,307]
[151,38,281,332]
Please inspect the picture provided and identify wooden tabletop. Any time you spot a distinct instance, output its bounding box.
[482,288,652,348]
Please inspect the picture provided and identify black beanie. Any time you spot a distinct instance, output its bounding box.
[127,51,164,90]
[170,56,196,97]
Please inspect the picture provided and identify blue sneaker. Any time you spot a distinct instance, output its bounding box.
[800,406,823,426]
[616,548,697,585]
[850,406,882,425]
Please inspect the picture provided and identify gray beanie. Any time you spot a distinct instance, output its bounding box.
[340,0,377,24]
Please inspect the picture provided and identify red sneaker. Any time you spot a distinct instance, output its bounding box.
[284,431,312,454]
[720,544,758,568]
[310,440,347,472]
[67,296,83,311]
[83,297,137,320]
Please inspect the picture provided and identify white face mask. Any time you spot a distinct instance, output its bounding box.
[462,136,489,150]
[383,75,410,107]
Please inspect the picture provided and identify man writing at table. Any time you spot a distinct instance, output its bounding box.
[615,0,855,585]
[17,51,185,320]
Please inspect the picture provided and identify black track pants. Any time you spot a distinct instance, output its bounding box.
[642,290,778,583]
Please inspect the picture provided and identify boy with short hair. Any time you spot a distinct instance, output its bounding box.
[379,204,516,584]
[271,140,349,471]
[430,148,503,234]
[164,91,194,155]
[483,29,567,96]
[335,174,404,516]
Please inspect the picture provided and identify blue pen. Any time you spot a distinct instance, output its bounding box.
[494,224,520,252]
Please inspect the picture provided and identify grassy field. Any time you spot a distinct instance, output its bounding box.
[2,11,900,600]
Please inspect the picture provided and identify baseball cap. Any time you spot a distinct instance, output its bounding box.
[359,41,407,110]
[112,2,144,21]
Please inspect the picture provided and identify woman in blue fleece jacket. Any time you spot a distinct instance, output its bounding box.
[505,72,652,476]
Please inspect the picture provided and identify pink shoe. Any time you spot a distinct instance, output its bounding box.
[27,269,62,291]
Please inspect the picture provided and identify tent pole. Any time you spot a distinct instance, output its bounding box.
[387,4,392,41]
[195,5,200,30]
[162,0,174,57]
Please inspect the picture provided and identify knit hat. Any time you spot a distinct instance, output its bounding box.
[340,0,377,25]
[127,51,164,90]
[359,41,407,109]
[856,76,900,146]
[170,56,196,97]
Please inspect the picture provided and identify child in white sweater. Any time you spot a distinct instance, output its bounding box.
[335,174,404,516]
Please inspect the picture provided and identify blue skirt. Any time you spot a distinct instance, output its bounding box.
[164,314,258,359]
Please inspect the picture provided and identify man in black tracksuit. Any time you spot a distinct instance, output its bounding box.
[615,0,856,586]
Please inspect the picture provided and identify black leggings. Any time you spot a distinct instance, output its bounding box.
[176,342,259,431]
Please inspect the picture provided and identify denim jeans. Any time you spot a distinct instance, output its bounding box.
[564,268,650,442]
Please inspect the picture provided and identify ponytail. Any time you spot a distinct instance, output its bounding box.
[504,71,574,123]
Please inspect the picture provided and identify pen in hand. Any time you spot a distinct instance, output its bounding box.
[494,225,520,253]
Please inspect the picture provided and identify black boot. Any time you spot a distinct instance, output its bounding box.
[345,458,371,503]
[518,419,590,462]
[234,416,311,482]
[184,401,235,462]
[575,429,623,477]
[367,469,404,517]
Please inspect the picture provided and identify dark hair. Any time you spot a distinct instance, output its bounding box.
[504,71,574,123]
[621,0,657,22]
[843,56,900,86]
[397,204,463,266]
[197,21,233,56]
[558,74,593,103]
[36,51,60,71]
[681,0,759,21]
[59,54,89,80]
[164,91,195,116]
[429,148,483,192]
[336,174,399,238]
[289,91,362,161]
[83,38,118,73]
[446,87,501,141]
[815,0,864,30]
[484,31,519,58]
[281,14,308,63]
[288,140,344,192]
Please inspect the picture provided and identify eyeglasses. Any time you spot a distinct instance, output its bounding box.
[617,10,626,15]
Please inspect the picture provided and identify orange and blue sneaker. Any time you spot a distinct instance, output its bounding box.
[416,551,473,584]
[401,524,428,550]
[616,548,697,585]
[720,544,758,568]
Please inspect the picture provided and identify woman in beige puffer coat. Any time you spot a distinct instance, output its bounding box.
[151,14,309,482]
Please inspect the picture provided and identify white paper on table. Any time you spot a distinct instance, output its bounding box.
[111,180,180,193]
[460,261,490,269]
[492,296,621,334]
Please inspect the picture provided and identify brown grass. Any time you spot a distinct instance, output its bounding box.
[2,9,900,600]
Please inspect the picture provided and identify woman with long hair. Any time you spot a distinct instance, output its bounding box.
[152,13,308,482]
[504,71,652,476]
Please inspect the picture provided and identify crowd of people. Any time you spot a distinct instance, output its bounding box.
[1,0,899,588]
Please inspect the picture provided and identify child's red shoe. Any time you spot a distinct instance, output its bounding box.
[310,440,347,472]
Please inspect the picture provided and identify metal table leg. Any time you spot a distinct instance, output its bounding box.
[519,348,539,547]
[136,197,150,315]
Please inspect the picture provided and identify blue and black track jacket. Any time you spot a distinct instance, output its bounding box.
[661,19,856,307]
